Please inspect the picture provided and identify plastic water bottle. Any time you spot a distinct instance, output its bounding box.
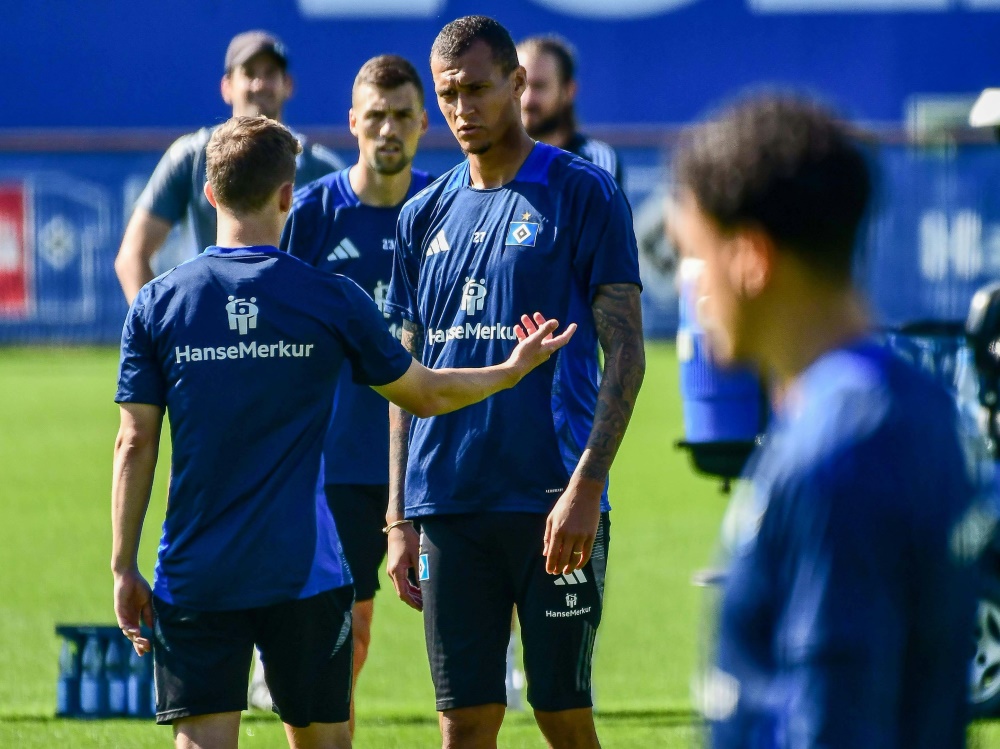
[127,646,153,717]
[79,635,107,716]
[105,636,127,715]
[676,257,764,443]
[56,638,80,716]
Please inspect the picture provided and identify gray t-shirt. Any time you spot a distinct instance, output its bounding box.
[135,126,345,256]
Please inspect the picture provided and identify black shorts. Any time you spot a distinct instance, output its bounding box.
[325,483,388,602]
[419,512,610,713]
[151,586,354,727]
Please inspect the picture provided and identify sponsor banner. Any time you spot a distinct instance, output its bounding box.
[0,183,30,318]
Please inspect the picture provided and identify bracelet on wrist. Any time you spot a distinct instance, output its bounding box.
[382,519,414,535]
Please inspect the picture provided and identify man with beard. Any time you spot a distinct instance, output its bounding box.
[115,30,344,304]
[517,35,622,186]
[279,54,431,734]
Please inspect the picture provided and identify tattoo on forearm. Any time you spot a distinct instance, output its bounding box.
[579,283,645,481]
[400,318,425,358]
[389,319,425,516]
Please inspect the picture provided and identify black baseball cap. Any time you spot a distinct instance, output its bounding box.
[224,30,289,73]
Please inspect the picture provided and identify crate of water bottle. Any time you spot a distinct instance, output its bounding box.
[55,624,155,719]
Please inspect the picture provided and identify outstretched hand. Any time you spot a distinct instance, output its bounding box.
[509,313,577,377]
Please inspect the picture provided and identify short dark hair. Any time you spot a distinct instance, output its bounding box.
[353,54,425,104]
[674,95,872,283]
[431,16,519,76]
[517,35,576,84]
[206,116,301,214]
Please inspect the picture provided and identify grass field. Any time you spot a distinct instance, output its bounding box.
[1,343,998,747]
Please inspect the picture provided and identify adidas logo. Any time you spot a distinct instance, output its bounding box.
[327,238,360,261]
[554,569,588,586]
[426,230,450,256]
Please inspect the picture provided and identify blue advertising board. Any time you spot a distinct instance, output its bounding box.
[2,143,1000,343]
[3,1,1000,130]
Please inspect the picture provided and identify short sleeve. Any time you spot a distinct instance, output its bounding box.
[570,171,642,300]
[297,143,346,185]
[115,288,168,407]
[280,185,325,265]
[135,133,200,225]
[336,280,413,387]
[385,204,423,325]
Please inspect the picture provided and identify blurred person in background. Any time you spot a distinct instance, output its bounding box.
[517,34,622,186]
[115,29,344,305]
[385,16,644,749]
[673,94,986,749]
[279,53,432,735]
[112,114,574,749]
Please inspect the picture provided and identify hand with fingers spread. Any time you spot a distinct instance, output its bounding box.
[508,312,577,381]
[543,475,604,576]
[386,522,423,611]
[114,569,154,656]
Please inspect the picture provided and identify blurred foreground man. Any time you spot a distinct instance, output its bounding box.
[517,34,622,185]
[386,16,644,749]
[673,96,984,749]
[280,53,432,734]
[115,30,343,304]
[110,115,574,749]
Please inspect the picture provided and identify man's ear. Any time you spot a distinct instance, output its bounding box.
[511,65,527,100]
[348,107,358,137]
[281,72,295,102]
[204,181,218,209]
[221,75,233,107]
[564,79,578,105]
[278,182,294,213]
[731,227,775,299]
[420,108,429,136]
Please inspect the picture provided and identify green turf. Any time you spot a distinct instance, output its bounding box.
[0,343,996,746]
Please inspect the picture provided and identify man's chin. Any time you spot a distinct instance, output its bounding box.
[462,141,493,156]
[373,156,412,176]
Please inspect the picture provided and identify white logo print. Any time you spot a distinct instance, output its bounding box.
[327,238,360,261]
[554,569,588,586]
[461,277,487,316]
[566,593,578,608]
[226,296,258,335]
[426,230,450,256]
[373,280,389,318]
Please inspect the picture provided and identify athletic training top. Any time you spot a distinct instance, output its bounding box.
[281,167,433,485]
[709,340,983,749]
[565,132,623,187]
[115,246,412,610]
[137,126,344,256]
[387,142,640,518]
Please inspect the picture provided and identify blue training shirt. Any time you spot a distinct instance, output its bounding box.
[709,340,982,749]
[115,246,413,611]
[280,167,433,486]
[386,142,641,518]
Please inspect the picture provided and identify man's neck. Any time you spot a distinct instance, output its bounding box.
[215,213,281,249]
[762,284,871,385]
[535,126,574,150]
[468,128,536,189]
[349,163,412,208]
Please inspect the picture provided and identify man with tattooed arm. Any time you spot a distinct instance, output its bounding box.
[384,16,645,749]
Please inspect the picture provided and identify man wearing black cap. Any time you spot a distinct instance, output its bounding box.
[115,30,344,304]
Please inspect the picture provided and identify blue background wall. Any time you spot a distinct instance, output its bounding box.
[4,0,1000,129]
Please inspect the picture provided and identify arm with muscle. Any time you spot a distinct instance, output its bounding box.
[543,283,645,574]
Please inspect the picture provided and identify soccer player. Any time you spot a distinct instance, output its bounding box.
[517,35,622,185]
[111,115,574,749]
[672,95,984,748]
[279,54,432,733]
[385,16,645,749]
[115,29,344,305]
